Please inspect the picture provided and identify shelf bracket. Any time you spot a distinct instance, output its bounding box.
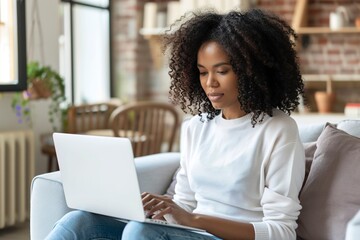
[292,0,309,31]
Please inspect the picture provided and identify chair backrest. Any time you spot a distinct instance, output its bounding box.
[66,102,118,134]
[109,101,180,157]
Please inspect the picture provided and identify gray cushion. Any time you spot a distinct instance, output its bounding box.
[302,142,317,192]
[297,125,360,240]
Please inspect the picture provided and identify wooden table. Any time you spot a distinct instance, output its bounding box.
[40,133,58,172]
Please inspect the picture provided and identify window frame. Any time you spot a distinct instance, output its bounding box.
[61,0,112,104]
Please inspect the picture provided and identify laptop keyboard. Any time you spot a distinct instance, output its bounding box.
[147,218,170,225]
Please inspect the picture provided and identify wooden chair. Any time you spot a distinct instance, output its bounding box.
[41,102,119,172]
[109,101,180,157]
[66,102,118,134]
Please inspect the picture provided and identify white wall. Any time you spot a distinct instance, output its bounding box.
[26,0,60,69]
[0,0,61,174]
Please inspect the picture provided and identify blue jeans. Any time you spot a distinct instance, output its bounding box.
[45,210,222,240]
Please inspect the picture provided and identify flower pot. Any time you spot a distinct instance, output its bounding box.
[314,91,336,113]
[355,17,360,28]
[28,78,52,100]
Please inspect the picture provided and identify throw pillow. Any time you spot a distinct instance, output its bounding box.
[301,141,317,192]
[296,125,360,240]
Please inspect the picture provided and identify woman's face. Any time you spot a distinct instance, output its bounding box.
[197,41,245,119]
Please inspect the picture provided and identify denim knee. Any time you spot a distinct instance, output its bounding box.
[45,211,94,240]
[57,210,95,228]
[122,221,165,240]
[47,210,126,240]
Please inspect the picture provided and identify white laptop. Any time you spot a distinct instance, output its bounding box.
[53,132,205,232]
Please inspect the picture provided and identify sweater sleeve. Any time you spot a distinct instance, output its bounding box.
[251,141,305,240]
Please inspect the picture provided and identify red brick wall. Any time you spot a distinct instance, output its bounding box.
[112,0,153,101]
[298,35,360,75]
[258,0,360,76]
[112,0,360,111]
[257,0,296,23]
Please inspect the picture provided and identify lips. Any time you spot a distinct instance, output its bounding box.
[207,93,224,102]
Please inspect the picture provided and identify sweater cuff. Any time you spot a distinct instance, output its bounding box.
[173,198,195,213]
[251,222,269,240]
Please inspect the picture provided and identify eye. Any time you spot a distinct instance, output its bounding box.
[199,72,208,76]
[217,70,228,75]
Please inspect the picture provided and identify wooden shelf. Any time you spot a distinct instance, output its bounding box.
[296,27,360,34]
[292,0,360,35]
[139,28,167,37]
[303,74,360,82]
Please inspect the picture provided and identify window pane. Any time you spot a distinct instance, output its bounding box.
[0,0,18,84]
[73,5,110,104]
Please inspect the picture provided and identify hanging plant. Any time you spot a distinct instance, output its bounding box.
[11,61,67,131]
[11,91,32,124]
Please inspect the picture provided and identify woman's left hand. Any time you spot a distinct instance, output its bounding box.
[141,192,194,226]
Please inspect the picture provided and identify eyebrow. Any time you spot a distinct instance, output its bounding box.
[197,62,231,68]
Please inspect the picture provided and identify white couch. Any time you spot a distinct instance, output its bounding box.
[30,119,360,240]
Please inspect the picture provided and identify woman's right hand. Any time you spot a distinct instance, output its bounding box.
[141,192,195,226]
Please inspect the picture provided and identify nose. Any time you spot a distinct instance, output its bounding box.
[206,73,219,88]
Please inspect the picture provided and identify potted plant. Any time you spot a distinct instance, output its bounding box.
[12,61,67,131]
[314,76,336,113]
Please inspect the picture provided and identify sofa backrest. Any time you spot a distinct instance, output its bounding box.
[336,119,360,138]
[297,119,360,143]
[297,123,327,143]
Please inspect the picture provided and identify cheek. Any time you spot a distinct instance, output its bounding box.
[199,78,207,90]
[229,80,240,99]
[226,76,239,92]
[226,86,238,98]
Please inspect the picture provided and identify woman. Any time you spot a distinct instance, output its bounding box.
[46,8,305,240]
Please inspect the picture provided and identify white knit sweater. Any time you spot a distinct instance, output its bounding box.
[173,109,305,240]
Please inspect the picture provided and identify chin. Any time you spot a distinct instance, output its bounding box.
[211,103,222,110]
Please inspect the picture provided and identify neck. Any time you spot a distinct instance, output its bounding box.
[222,110,246,120]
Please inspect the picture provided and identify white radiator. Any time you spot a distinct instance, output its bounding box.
[0,130,35,229]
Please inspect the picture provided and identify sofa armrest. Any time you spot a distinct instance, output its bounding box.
[30,171,72,240]
[136,152,180,194]
[30,152,180,240]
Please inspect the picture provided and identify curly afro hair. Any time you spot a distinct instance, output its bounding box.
[163,8,304,126]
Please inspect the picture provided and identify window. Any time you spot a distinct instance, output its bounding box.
[60,0,111,104]
[0,0,26,92]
